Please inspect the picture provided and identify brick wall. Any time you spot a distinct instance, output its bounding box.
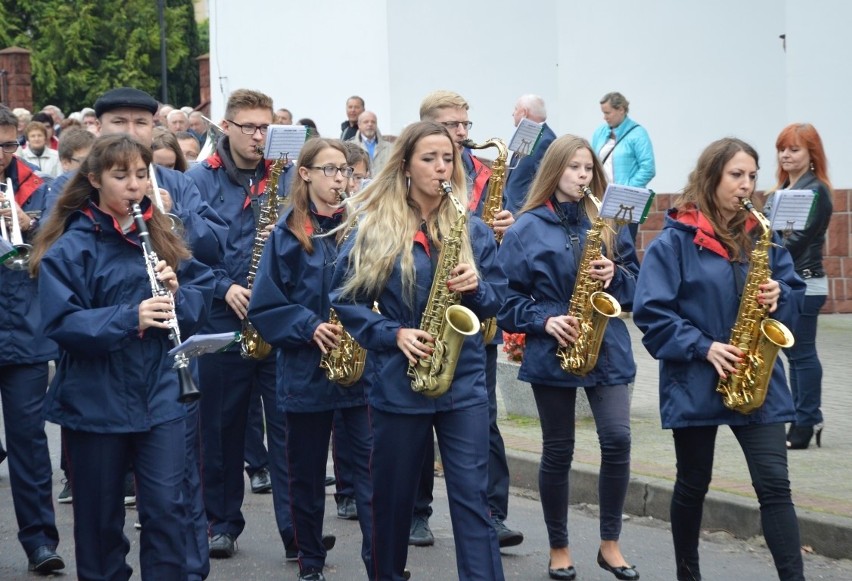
[0,47,33,111]
[637,190,852,313]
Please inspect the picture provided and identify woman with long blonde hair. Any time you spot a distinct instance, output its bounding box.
[331,121,506,581]
[498,135,640,580]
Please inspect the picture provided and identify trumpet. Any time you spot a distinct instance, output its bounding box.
[148,164,185,236]
[0,179,32,270]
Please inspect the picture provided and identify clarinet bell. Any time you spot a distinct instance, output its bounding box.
[176,361,201,403]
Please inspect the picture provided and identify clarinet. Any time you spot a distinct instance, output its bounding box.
[130,203,201,403]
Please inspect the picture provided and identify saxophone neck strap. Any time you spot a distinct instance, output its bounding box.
[550,196,583,264]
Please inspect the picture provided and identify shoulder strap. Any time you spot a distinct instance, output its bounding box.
[600,124,641,165]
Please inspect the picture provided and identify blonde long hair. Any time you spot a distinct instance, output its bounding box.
[336,121,474,305]
[520,134,617,258]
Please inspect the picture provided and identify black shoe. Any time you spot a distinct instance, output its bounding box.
[787,423,823,449]
[27,546,65,573]
[285,534,336,561]
[336,496,358,520]
[408,515,434,547]
[597,549,639,580]
[57,479,73,504]
[250,467,273,494]
[548,560,576,581]
[124,473,136,506]
[492,518,524,547]
[299,568,326,581]
[209,533,237,558]
[324,475,336,487]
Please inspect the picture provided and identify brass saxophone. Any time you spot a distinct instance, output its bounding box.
[716,199,795,414]
[556,186,622,376]
[461,138,508,343]
[319,211,371,386]
[408,182,481,398]
[240,156,286,360]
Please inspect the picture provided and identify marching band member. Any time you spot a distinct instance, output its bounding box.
[416,90,523,549]
[497,135,640,581]
[633,138,805,581]
[0,104,65,574]
[29,134,214,580]
[248,138,373,581]
[186,89,292,560]
[331,121,506,581]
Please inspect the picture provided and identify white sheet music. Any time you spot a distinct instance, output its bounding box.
[768,189,816,231]
[264,125,308,160]
[168,331,241,360]
[598,184,655,223]
[507,118,543,155]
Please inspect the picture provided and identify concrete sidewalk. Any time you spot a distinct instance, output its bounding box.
[495,313,852,561]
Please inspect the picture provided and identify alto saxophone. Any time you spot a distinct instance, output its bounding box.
[319,209,371,386]
[716,199,795,414]
[408,182,481,398]
[240,156,286,360]
[556,187,622,376]
[320,307,370,387]
[461,138,508,343]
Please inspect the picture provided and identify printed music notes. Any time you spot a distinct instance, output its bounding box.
[264,125,309,160]
[507,118,544,157]
[598,184,655,224]
[766,189,817,232]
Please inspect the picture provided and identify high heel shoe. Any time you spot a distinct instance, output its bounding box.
[597,549,639,580]
[547,560,576,580]
[787,423,823,450]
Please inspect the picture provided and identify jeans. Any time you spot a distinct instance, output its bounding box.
[785,294,826,427]
[671,423,803,581]
[531,383,632,547]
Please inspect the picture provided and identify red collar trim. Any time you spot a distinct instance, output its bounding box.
[11,159,44,207]
[675,206,761,259]
[413,230,430,257]
[467,156,492,212]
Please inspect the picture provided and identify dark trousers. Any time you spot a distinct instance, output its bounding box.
[332,408,356,501]
[785,294,826,427]
[197,351,289,540]
[671,423,804,581]
[183,402,209,581]
[0,362,59,556]
[64,418,187,581]
[531,383,632,546]
[285,406,373,576]
[412,344,509,522]
[243,383,268,477]
[371,405,504,581]
[485,344,511,521]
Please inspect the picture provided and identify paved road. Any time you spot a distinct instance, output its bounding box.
[2,451,852,579]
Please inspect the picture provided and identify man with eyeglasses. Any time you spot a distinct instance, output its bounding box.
[346,110,391,176]
[188,89,326,565]
[0,104,66,574]
[414,90,524,553]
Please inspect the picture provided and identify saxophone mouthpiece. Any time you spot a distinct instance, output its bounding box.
[440,181,453,196]
[255,145,265,156]
[741,198,756,212]
[579,185,592,197]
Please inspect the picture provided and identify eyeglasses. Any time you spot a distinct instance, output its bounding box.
[227,120,269,136]
[310,165,354,178]
[439,121,473,131]
[0,142,19,154]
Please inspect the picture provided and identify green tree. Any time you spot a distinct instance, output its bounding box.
[2,0,201,112]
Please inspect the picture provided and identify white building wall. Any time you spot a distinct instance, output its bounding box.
[209,0,852,190]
